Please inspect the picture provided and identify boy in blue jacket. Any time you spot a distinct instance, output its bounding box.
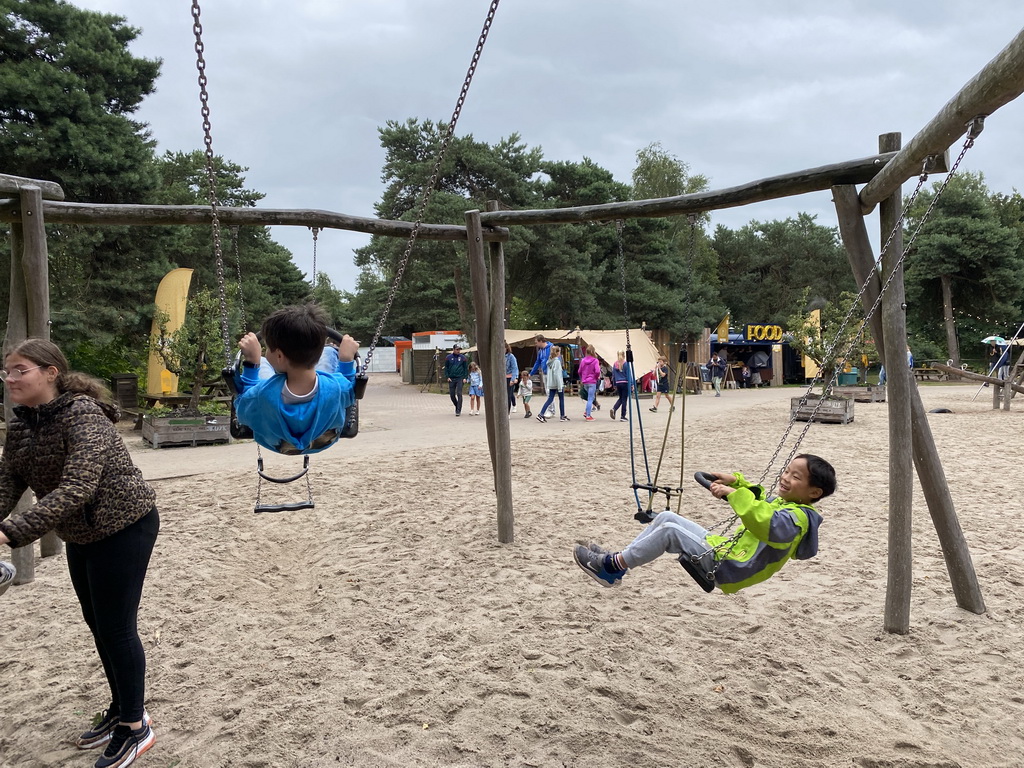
[574,454,835,594]
[236,304,358,455]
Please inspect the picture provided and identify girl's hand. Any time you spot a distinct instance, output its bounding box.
[710,471,736,485]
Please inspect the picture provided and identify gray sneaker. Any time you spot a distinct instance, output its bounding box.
[573,544,626,587]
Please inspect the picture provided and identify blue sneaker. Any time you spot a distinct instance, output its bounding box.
[573,544,626,587]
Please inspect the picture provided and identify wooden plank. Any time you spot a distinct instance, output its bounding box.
[860,28,1024,212]
[0,172,64,201]
[477,153,901,227]
[0,200,509,242]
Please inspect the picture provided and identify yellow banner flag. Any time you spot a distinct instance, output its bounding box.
[715,314,730,340]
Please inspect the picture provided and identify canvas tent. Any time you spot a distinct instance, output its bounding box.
[468,328,662,377]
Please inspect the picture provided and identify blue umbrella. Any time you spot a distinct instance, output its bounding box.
[981,336,1006,345]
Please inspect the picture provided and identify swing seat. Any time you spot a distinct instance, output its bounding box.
[679,554,716,593]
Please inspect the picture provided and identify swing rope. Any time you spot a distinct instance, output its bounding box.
[633,215,700,521]
[758,120,983,494]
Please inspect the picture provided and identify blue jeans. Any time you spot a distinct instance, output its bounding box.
[583,382,597,416]
[539,389,565,418]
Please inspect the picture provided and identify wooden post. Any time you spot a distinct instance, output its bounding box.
[834,184,986,617]
[878,132,913,635]
[465,208,514,543]
[6,209,35,582]
[19,188,62,560]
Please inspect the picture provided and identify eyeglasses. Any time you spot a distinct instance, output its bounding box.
[0,365,44,382]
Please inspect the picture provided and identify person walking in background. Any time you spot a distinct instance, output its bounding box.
[536,345,569,422]
[0,338,159,768]
[649,355,671,412]
[443,344,469,417]
[467,361,484,416]
[529,335,556,418]
[577,344,602,421]
[504,342,519,414]
[707,352,727,397]
[610,350,630,422]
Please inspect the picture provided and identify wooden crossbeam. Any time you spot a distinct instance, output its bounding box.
[0,172,65,201]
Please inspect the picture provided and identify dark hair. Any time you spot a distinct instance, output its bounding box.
[535,334,546,343]
[6,338,111,402]
[796,453,836,499]
[261,304,329,368]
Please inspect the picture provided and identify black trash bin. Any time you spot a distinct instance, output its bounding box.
[110,374,139,410]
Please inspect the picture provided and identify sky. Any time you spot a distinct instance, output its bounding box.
[68,1,1024,294]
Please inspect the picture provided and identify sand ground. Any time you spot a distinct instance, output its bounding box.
[2,375,1024,767]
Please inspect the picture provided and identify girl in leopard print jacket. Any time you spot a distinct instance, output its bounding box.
[0,338,159,758]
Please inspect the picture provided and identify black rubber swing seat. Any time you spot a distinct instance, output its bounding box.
[679,554,716,593]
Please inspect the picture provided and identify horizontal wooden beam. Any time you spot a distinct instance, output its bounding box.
[0,200,509,242]
[478,152,900,226]
[859,27,1024,212]
[0,172,65,201]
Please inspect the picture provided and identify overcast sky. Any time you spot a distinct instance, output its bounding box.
[69,1,1024,293]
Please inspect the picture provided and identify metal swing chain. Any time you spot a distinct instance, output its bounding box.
[360,0,501,376]
[231,226,246,332]
[191,0,233,366]
[309,226,320,288]
[758,121,983,491]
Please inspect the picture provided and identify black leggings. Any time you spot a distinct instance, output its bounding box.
[66,507,159,723]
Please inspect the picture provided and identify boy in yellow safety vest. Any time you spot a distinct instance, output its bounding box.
[573,454,835,593]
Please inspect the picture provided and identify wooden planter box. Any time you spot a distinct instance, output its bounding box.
[790,394,854,424]
[142,415,231,448]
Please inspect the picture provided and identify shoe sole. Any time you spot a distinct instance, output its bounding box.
[77,712,153,750]
[572,546,619,588]
[107,728,156,768]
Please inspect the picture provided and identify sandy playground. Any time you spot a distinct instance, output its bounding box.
[2,375,1024,767]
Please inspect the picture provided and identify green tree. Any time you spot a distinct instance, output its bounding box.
[787,288,873,387]
[152,288,222,413]
[630,142,723,336]
[904,171,1023,365]
[0,0,165,363]
[713,214,855,328]
[149,150,314,332]
[355,119,545,342]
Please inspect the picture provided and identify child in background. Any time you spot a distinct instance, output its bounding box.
[517,370,533,419]
[536,345,568,422]
[468,361,484,416]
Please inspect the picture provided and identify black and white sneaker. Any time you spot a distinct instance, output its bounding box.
[94,722,155,768]
[0,561,15,596]
[77,710,152,750]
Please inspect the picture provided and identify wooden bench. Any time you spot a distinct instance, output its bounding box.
[913,367,946,381]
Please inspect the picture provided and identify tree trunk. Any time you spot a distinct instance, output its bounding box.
[941,274,960,366]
